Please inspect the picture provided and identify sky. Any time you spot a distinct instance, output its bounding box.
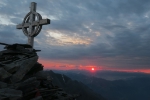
[0,0,150,73]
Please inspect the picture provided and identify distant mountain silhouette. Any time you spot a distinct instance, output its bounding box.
[45,70,106,100]
[56,71,150,100]
[53,69,150,80]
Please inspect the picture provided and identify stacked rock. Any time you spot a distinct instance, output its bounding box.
[0,43,77,100]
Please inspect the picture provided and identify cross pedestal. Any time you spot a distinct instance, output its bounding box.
[16,2,50,47]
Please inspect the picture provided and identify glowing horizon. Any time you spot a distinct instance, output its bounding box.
[38,59,150,74]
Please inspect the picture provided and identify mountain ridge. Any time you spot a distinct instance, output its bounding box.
[45,70,106,100]
[53,70,150,100]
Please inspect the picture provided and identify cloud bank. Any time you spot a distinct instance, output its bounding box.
[0,0,150,71]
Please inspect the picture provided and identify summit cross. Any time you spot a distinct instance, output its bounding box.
[16,2,50,47]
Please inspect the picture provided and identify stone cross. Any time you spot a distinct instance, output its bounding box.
[16,2,50,47]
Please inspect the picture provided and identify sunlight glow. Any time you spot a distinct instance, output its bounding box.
[46,31,92,45]
[92,68,95,71]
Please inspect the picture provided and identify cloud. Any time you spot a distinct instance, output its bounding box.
[0,0,150,71]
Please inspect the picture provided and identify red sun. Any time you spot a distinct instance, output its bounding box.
[92,68,95,71]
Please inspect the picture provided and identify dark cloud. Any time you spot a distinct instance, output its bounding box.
[0,0,150,70]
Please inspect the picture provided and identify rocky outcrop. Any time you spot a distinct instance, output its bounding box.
[0,43,78,100]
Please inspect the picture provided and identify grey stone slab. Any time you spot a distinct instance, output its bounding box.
[0,88,22,97]
[0,81,7,88]
[30,96,43,100]
[33,71,48,80]
[17,77,38,88]
[23,77,37,83]
[0,67,12,80]
[0,96,8,100]
[21,81,40,93]
[3,63,20,73]
[10,56,38,83]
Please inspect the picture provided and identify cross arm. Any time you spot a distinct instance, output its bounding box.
[16,19,50,29]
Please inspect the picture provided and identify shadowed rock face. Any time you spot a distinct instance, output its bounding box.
[46,70,106,100]
[0,43,78,100]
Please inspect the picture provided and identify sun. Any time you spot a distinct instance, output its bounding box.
[92,68,95,71]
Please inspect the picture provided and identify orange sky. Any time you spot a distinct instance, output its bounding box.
[38,58,150,74]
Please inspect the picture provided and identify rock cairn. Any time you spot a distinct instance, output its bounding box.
[0,43,77,100]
